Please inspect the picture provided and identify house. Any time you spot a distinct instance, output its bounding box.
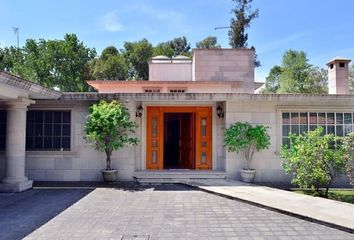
[0,48,353,192]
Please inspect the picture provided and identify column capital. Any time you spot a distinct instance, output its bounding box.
[6,97,35,109]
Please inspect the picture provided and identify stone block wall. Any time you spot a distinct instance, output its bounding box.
[193,49,254,93]
[24,100,138,181]
[224,100,289,183]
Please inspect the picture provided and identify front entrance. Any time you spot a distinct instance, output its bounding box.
[146,106,212,170]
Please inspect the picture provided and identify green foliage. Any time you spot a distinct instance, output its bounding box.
[153,42,174,58]
[349,64,354,93]
[264,50,328,94]
[167,36,191,57]
[91,46,128,80]
[123,39,153,80]
[263,65,282,93]
[196,36,221,49]
[0,34,96,92]
[84,100,138,170]
[228,0,260,67]
[225,122,270,169]
[281,128,353,197]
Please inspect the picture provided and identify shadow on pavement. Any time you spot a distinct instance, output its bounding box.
[0,188,93,240]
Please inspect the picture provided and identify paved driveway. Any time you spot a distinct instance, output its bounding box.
[0,184,353,240]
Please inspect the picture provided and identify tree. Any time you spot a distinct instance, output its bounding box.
[263,50,328,94]
[224,122,270,170]
[84,100,138,170]
[263,65,282,93]
[229,0,260,67]
[0,34,96,92]
[91,46,128,80]
[47,34,96,92]
[281,128,353,198]
[123,39,153,80]
[153,42,174,58]
[196,36,221,49]
[349,64,354,93]
[167,36,191,57]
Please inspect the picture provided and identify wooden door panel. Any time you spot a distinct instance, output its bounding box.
[146,107,163,169]
[179,113,194,169]
[195,108,212,170]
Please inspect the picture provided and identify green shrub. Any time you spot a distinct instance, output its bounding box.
[84,100,138,170]
[281,127,353,197]
[224,122,270,169]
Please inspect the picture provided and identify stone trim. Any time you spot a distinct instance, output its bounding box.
[0,71,62,99]
[60,92,354,103]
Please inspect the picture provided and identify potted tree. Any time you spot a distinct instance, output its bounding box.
[84,100,138,182]
[224,122,270,183]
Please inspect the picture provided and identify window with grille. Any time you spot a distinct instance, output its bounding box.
[169,88,186,93]
[144,88,161,93]
[282,112,354,146]
[26,111,71,151]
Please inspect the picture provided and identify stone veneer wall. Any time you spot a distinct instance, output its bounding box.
[24,100,139,181]
[225,98,353,186]
[193,49,254,93]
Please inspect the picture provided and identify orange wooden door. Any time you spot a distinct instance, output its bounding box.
[195,107,212,170]
[179,113,195,169]
[146,107,163,169]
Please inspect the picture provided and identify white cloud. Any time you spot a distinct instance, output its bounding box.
[129,4,190,33]
[100,12,123,32]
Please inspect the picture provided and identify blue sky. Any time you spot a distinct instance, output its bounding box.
[1,0,354,82]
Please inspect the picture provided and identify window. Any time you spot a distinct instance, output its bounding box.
[0,110,6,151]
[339,62,345,68]
[169,88,186,93]
[26,111,71,151]
[144,88,161,93]
[282,112,354,146]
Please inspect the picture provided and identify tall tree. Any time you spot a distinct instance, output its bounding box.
[196,36,221,49]
[349,64,354,93]
[229,0,260,67]
[263,65,282,93]
[167,36,191,57]
[123,39,153,80]
[153,42,174,58]
[91,46,128,80]
[0,34,96,92]
[263,50,328,94]
[46,34,96,91]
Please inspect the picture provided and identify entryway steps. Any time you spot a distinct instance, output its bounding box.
[133,170,227,183]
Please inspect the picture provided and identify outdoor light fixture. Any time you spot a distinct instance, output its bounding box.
[136,104,143,117]
[216,105,224,118]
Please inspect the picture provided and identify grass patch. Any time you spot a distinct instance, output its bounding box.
[293,189,354,204]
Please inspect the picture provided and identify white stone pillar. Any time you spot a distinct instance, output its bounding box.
[0,98,35,192]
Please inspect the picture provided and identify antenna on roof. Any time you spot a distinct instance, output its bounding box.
[214,26,231,30]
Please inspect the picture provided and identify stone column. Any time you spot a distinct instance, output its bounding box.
[0,98,35,192]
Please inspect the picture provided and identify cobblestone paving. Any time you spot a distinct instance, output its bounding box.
[16,184,353,240]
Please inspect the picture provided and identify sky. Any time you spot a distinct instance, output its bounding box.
[1,0,354,82]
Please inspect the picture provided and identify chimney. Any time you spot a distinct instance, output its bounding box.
[326,57,351,94]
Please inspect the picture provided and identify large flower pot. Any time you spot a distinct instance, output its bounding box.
[241,169,256,183]
[101,169,118,182]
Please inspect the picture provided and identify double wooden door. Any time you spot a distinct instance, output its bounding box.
[146,106,212,170]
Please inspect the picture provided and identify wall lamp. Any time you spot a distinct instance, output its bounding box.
[216,105,224,118]
[136,104,143,118]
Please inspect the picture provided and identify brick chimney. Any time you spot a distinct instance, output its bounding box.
[326,57,351,94]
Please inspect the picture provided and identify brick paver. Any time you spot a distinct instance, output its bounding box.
[8,184,351,240]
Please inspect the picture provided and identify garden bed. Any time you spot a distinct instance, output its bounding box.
[293,189,354,204]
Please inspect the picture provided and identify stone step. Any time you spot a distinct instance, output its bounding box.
[133,170,227,184]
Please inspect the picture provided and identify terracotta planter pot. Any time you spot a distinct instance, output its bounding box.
[241,169,256,183]
[101,169,118,182]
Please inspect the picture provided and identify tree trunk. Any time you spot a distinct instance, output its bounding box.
[105,149,112,170]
